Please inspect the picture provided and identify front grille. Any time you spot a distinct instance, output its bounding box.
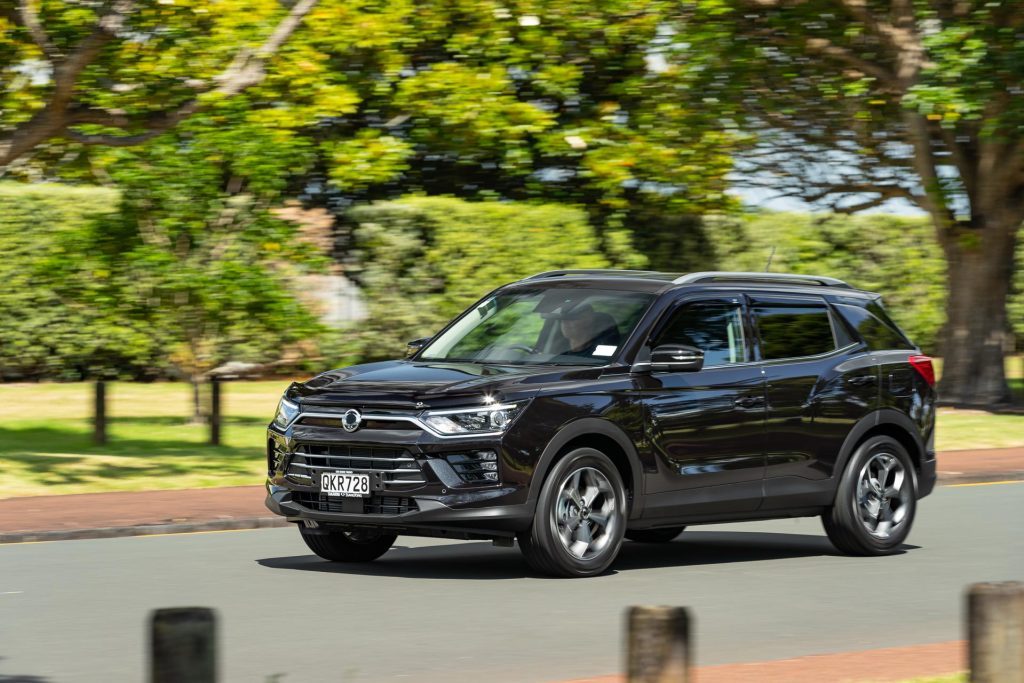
[298,416,415,430]
[291,492,419,515]
[285,443,426,488]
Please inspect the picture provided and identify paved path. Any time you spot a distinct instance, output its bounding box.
[1,483,1020,682]
[2,447,1022,542]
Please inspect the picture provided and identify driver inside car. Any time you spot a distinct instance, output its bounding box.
[557,304,621,358]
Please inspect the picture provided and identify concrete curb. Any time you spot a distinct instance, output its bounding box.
[938,471,1024,485]
[1,473,1021,545]
[0,516,289,544]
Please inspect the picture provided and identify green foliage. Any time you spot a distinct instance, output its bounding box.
[0,143,325,380]
[341,196,625,361]
[0,182,161,380]
[2,1,739,239]
[704,211,951,352]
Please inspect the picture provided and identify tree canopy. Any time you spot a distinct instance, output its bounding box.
[675,0,1024,405]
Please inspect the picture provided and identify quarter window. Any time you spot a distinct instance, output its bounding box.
[754,304,836,360]
[653,302,747,366]
[834,302,915,351]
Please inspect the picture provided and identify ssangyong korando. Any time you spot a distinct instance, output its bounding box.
[266,270,936,577]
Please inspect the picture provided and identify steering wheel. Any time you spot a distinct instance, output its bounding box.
[504,344,535,355]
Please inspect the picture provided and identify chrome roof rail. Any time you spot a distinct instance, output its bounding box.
[672,271,853,289]
[524,269,680,281]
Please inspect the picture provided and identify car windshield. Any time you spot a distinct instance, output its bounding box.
[419,287,655,366]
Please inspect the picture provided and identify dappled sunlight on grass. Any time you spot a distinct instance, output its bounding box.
[935,409,1024,451]
[0,415,268,498]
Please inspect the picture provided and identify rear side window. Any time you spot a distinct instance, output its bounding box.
[834,302,915,351]
[754,304,836,360]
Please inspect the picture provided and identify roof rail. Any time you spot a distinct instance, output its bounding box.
[525,269,679,281]
[673,271,853,289]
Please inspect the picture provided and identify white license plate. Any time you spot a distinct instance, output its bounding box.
[320,471,370,498]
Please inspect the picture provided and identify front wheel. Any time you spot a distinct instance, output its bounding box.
[823,435,917,555]
[300,527,397,563]
[518,447,627,578]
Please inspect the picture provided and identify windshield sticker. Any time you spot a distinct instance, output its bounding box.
[593,345,617,357]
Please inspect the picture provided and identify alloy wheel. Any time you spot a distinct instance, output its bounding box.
[856,452,912,539]
[552,466,618,560]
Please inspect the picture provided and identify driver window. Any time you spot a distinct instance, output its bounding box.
[653,301,747,366]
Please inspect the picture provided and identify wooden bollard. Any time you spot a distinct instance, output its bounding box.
[627,606,692,683]
[968,582,1024,683]
[93,380,107,445]
[150,607,217,683]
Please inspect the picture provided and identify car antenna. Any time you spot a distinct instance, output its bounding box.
[764,245,776,272]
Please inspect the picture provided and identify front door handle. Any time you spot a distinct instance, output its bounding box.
[734,396,764,409]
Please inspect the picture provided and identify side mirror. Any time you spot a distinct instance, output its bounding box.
[405,337,431,359]
[651,344,704,372]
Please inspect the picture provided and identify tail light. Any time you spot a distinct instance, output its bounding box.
[908,355,936,387]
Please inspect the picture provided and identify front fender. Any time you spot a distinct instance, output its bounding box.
[528,417,647,520]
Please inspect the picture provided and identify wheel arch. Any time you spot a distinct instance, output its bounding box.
[834,409,925,487]
[529,418,646,520]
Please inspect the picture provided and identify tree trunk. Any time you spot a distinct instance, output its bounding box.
[937,215,1018,407]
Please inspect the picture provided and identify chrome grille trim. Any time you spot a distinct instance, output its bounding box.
[284,445,428,490]
[286,410,504,439]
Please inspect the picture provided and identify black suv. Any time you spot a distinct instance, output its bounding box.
[266,270,937,577]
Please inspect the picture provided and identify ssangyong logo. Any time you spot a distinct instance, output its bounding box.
[341,408,362,433]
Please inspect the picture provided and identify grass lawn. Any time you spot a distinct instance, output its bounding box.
[0,380,291,498]
[0,358,1022,498]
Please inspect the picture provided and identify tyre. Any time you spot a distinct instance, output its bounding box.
[625,527,685,543]
[823,435,917,555]
[300,527,397,563]
[518,447,627,577]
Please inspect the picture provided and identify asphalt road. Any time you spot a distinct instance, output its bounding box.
[2,483,1022,683]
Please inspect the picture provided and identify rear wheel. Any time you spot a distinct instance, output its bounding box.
[299,527,397,563]
[823,435,917,555]
[518,447,627,578]
[625,527,685,543]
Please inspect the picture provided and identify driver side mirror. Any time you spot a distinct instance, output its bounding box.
[405,337,431,359]
[651,344,704,372]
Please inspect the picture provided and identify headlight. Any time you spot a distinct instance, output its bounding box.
[421,402,526,436]
[272,397,300,428]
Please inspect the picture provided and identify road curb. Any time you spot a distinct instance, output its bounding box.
[938,471,1024,485]
[0,516,289,544]
[1,473,1020,544]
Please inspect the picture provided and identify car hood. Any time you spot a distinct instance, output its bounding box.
[289,360,604,409]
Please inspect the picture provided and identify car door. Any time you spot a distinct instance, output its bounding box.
[752,295,879,510]
[638,295,767,519]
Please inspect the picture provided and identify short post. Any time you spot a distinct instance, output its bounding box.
[150,607,217,683]
[93,380,107,445]
[209,377,221,446]
[968,581,1024,683]
[626,606,692,683]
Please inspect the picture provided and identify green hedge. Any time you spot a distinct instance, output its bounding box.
[701,211,1023,354]
[0,183,162,380]
[340,196,623,361]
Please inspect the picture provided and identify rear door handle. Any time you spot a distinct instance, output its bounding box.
[734,396,764,409]
[847,375,877,387]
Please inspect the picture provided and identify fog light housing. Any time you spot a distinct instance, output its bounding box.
[444,450,501,484]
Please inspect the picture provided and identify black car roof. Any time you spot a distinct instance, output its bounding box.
[512,269,879,300]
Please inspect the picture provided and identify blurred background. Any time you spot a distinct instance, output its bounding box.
[1,0,1023,499]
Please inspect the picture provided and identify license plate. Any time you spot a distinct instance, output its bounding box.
[320,471,370,498]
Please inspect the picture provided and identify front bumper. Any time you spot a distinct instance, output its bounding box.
[264,417,537,538]
[265,484,533,538]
